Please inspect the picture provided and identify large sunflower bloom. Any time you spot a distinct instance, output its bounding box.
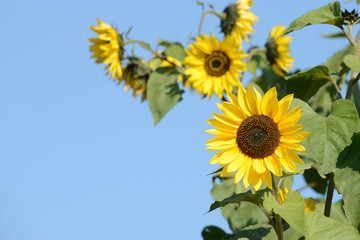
[183,33,247,98]
[221,0,258,45]
[278,187,315,213]
[206,86,310,190]
[89,18,124,79]
[265,24,294,77]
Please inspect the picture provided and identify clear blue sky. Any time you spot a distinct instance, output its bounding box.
[0,0,356,239]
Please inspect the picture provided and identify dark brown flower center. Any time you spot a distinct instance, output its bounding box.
[265,38,279,65]
[236,115,280,159]
[204,51,230,76]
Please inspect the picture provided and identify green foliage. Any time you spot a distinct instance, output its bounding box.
[201,226,232,240]
[264,191,306,235]
[147,67,183,125]
[321,32,346,38]
[344,54,360,73]
[334,132,360,230]
[210,175,268,233]
[163,42,187,62]
[208,189,268,212]
[285,66,330,102]
[305,212,360,239]
[232,223,277,240]
[303,168,327,195]
[284,1,342,35]
[315,200,350,224]
[293,98,359,175]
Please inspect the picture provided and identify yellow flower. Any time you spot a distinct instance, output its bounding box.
[278,187,316,213]
[221,0,258,45]
[89,18,124,79]
[122,57,152,102]
[206,86,310,190]
[183,33,247,98]
[265,24,294,77]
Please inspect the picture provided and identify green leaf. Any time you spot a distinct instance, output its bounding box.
[232,223,277,240]
[303,168,327,195]
[273,191,306,235]
[137,41,152,52]
[147,68,182,125]
[284,1,342,35]
[164,42,186,62]
[305,212,360,239]
[315,200,351,224]
[210,176,268,233]
[321,32,346,38]
[325,44,353,74]
[285,65,330,102]
[283,227,304,240]
[208,189,268,213]
[293,99,359,175]
[344,55,360,73]
[352,82,360,117]
[201,226,232,240]
[334,132,360,230]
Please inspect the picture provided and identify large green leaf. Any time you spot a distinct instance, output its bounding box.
[314,200,350,224]
[343,55,360,73]
[284,1,342,35]
[147,68,182,125]
[285,66,330,102]
[208,189,268,212]
[310,45,353,116]
[274,191,306,235]
[232,223,277,240]
[305,212,360,239]
[293,99,359,175]
[201,226,232,240]
[303,168,327,194]
[164,42,186,62]
[210,175,268,233]
[283,227,304,240]
[334,132,360,230]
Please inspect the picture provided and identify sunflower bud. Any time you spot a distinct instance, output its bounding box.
[220,3,239,35]
[122,57,152,101]
[341,9,360,25]
[265,38,278,65]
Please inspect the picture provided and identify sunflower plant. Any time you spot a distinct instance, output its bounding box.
[89,1,360,239]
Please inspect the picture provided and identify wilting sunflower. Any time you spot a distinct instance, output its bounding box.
[265,24,294,77]
[89,18,124,79]
[206,86,310,190]
[122,57,152,101]
[221,0,258,44]
[278,187,315,213]
[183,33,247,98]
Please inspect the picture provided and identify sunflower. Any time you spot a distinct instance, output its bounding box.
[265,24,294,77]
[183,33,247,98]
[89,18,124,79]
[221,0,258,44]
[278,187,315,213]
[122,57,152,101]
[206,86,310,190]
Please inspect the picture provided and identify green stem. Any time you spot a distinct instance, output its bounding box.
[346,32,360,99]
[324,172,335,217]
[259,204,276,229]
[271,174,283,240]
[198,10,226,36]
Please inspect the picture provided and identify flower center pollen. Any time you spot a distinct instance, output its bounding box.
[204,51,230,77]
[236,115,280,159]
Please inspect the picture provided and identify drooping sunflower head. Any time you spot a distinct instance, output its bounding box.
[265,24,294,77]
[220,0,258,45]
[278,187,315,213]
[89,18,124,79]
[122,57,152,101]
[206,86,310,190]
[183,33,247,98]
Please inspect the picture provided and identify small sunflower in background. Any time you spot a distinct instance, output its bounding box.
[122,57,152,102]
[206,86,310,190]
[183,33,247,98]
[278,187,316,213]
[89,18,124,79]
[265,24,294,77]
[220,0,258,45]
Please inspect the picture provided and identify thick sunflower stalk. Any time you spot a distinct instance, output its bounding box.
[89,1,360,239]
